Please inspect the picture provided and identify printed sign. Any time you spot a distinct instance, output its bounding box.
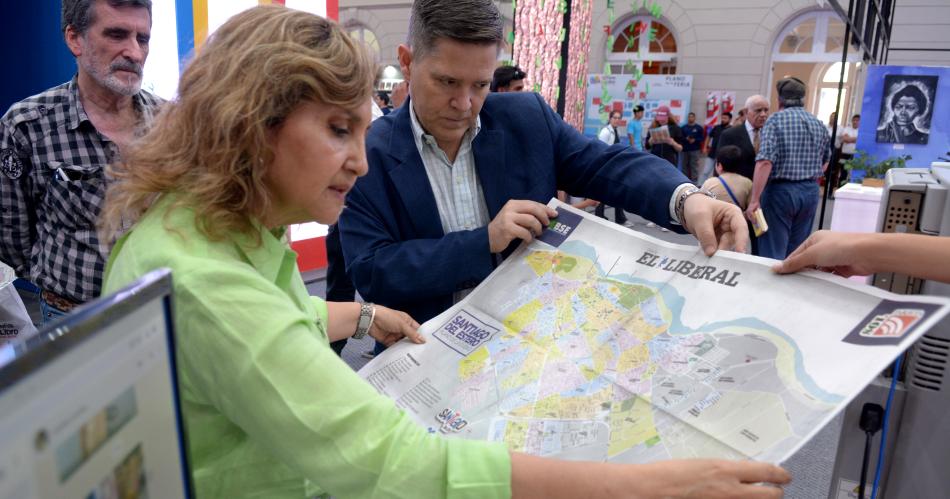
[843,300,941,346]
[537,208,583,248]
[432,310,500,356]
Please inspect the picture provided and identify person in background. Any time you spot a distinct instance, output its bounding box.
[732,108,746,127]
[717,95,769,181]
[825,111,837,137]
[627,104,645,151]
[831,113,859,187]
[0,0,161,324]
[645,105,683,167]
[746,77,830,260]
[774,230,950,284]
[390,80,409,108]
[681,111,705,183]
[702,145,752,210]
[595,110,628,226]
[700,111,732,184]
[374,90,392,115]
[100,6,790,498]
[490,64,526,92]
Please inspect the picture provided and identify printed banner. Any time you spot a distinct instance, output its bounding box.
[584,74,693,144]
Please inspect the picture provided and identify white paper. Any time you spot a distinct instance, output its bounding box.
[359,199,950,465]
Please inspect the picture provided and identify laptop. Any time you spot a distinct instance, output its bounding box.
[0,269,194,498]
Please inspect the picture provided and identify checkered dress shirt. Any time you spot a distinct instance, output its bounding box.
[408,105,490,302]
[0,77,162,303]
[755,106,831,181]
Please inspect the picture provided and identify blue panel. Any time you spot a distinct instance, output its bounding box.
[0,1,76,111]
[175,0,195,68]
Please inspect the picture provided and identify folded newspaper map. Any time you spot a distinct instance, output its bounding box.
[359,199,950,464]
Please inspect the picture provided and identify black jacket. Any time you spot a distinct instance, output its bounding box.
[717,124,757,180]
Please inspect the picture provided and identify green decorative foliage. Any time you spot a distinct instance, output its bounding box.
[842,151,913,179]
[559,27,566,42]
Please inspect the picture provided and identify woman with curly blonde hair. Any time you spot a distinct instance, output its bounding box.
[101,6,789,499]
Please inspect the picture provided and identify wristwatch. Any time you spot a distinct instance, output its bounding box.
[353,302,376,339]
[674,185,716,229]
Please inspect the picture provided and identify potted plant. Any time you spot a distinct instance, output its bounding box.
[841,150,912,188]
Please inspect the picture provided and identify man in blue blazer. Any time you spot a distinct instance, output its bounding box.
[338,0,749,326]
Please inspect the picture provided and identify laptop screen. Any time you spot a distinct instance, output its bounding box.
[0,269,192,498]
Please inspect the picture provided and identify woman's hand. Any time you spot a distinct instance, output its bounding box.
[627,459,790,498]
[772,230,875,277]
[369,306,425,346]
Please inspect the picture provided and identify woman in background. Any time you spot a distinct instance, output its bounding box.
[100,6,789,498]
[645,105,684,167]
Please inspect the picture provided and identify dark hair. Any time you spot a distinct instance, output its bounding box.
[408,0,503,59]
[688,112,695,117]
[376,90,390,106]
[721,111,733,119]
[491,65,526,92]
[891,85,927,113]
[634,104,645,113]
[852,114,861,120]
[62,0,152,34]
[609,110,622,119]
[716,145,743,174]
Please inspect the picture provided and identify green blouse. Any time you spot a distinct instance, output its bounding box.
[103,197,511,498]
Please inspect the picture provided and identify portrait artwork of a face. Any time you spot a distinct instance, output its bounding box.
[876,75,938,145]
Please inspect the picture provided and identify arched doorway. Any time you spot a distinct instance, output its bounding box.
[770,10,861,126]
[607,15,678,75]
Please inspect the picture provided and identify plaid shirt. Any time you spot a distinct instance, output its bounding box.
[0,77,162,303]
[756,106,830,181]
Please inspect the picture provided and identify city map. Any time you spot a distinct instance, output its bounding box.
[360,200,950,464]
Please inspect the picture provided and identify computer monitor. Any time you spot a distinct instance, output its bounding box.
[0,269,193,498]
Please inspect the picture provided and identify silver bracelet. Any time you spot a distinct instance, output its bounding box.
[353,302,376,339]
[674,186,716,230]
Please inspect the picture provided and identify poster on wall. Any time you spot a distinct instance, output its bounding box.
[583,74,693,145]
[704,91,735,134]
[856,65,949,165]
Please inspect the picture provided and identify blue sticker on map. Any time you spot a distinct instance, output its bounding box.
[433,310,500,356]
[537,208,583,248]
[842,299,941,346]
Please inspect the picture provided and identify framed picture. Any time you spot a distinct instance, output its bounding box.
[875,75,938,145]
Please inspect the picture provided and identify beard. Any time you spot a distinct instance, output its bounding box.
[80,56,143,97]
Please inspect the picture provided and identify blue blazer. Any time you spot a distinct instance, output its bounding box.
[339,92,688,324]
